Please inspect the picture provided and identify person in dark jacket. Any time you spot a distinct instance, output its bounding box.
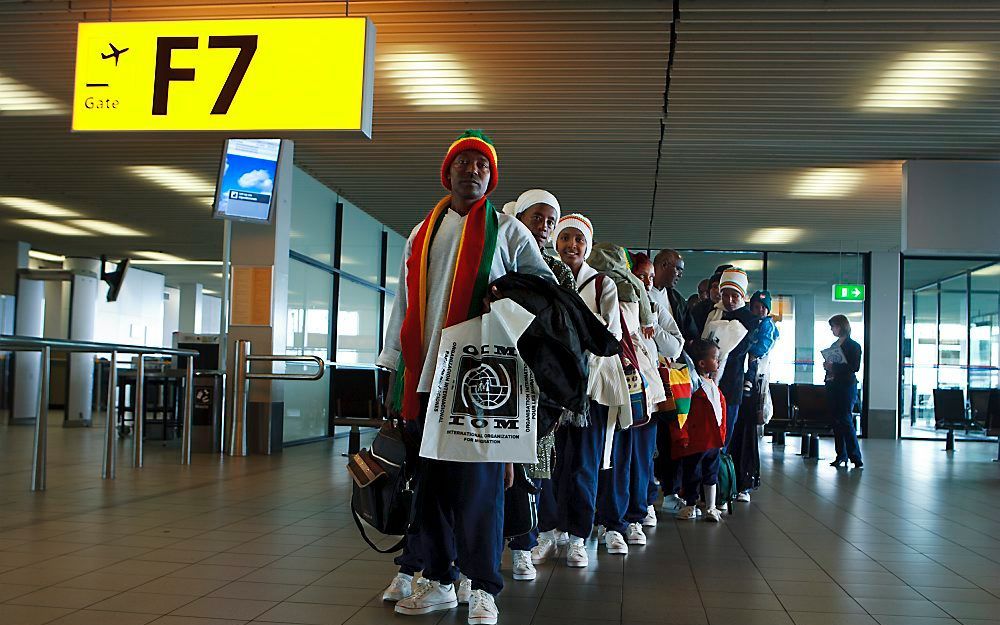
[691,265,735,336]
[825,314,863,468]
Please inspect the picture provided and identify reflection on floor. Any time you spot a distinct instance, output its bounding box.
[3,422,1000,625]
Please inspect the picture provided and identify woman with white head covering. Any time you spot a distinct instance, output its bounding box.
[502,190,574,290]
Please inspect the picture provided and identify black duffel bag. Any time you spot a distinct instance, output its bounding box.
[348,419,414,553]
[503,463,539,539]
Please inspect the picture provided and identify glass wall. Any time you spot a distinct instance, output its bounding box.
[674,251,764,305]
[283,168,404,444]
[901,257,1000,440]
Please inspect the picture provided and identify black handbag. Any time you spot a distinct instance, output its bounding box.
[503,464,539,539]
[348,419,414,553]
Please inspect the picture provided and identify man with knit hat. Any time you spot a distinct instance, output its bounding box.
[377,130,554,624]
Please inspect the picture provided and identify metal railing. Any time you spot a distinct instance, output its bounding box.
[229,339,326,456]
[0,336,199,491]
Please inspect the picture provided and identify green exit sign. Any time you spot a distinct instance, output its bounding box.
[833,284,865,302]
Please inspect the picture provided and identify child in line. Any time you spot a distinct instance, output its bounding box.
[671,338,727,523]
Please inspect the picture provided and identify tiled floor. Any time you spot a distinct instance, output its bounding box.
[4,422,1000,625]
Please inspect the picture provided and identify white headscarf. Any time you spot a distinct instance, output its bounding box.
[554,213,594,259]
[503,189,561,223]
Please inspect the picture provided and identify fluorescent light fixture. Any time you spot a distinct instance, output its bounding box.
[380,51,482,110]
[861,49,990,110]
[133,251,187,262]
[0,196,80,217]
[11,219,93,236]
[791,168,864,198]
[749,227,804,245]
[0,72,66,116]
[69,220,147,236]
[729,259,764,272]
[203,289,219,295]
[125,165,215,204]
[211,272,224,278]
[131,260,224,266]
[28,250,66,262]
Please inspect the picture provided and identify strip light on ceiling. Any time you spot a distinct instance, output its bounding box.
[791,168,865,198]
[380,52,482,109]
[0,72,66,116]
[28,250,66,262]
[69,220,147,237]
[133,251,187,262]
[0,196,80,218]
[749,227,804,245]
[861,49,990,110]
[126,165,216,204]
[11,219,93,236]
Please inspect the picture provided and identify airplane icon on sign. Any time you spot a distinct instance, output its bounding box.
[101,43,129,65]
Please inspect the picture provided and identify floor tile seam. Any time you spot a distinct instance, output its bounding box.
[747,463,890,622]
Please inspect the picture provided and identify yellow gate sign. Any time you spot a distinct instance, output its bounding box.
[73,17,375,134]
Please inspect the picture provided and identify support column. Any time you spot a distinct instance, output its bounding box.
[64,258,99,427]
[225,140,293,455]
[12,277,43,425]
[794,294,815,384]
[867,251,901,438]
[179,283,204,334]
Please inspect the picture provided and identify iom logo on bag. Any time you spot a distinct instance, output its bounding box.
[452,351,517,421]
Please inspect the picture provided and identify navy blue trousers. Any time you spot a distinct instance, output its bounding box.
[508,478,555,551]
[553,402,608,539]
[627,422,657,523]
[827,381,862,463]
[419,459,505,596]
[596,427,632,535]
[681,448,721,506]
[654,412,682,497]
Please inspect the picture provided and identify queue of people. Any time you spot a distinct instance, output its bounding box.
[372,130,781,625]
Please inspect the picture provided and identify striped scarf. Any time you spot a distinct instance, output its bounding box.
[395,195,500,421]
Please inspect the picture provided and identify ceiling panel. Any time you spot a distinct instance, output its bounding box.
[0,0,998,291]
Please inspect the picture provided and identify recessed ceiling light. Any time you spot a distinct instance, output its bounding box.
[11,219,93,236]
[0,72,66,116]
[125,165,215,204]
[133,251,187,262]
[211,272,224,278]
[861,49,990,110]
[380,52,482,110]
[28,250,66,262]
[791,168,865,198]
[69,220,147,237]
[749,227,804,245]
[0,196,80,217]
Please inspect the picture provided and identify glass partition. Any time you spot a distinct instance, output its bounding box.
[901,257,1000,440]
[674,250,764,305]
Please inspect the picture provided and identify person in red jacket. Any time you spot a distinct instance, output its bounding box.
[671,338,727,522]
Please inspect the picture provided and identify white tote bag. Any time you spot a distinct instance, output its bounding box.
[419,298,540,464]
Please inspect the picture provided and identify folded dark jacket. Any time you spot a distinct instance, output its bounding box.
[490,272,619,415]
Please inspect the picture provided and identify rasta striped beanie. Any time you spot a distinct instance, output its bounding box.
[440,129,499,195]
[720,268,749,299]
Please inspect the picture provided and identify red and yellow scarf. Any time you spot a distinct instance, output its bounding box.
[395,195,500,421]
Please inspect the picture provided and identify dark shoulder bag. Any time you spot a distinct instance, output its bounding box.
[347,417,415,553]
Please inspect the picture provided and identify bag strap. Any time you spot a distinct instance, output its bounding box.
[350,492,408,554]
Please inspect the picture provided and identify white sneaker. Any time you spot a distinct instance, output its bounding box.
[457,575,472,605]
[605,530,629,555]
[383,573,414,602]
[661,494,685,512]
[626,522,647,545]
[737,491,751,503]
[555,531,570,546]
[704,508,722,523]
[531,535,557,564]
[676,505,697,520]
[642,505,658,527]
[566,537,588,568]
[394,580,458,615]
[511,550,536,581]
[468,589,499,625]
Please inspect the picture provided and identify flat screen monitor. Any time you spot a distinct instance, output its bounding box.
[213,138,282,223]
